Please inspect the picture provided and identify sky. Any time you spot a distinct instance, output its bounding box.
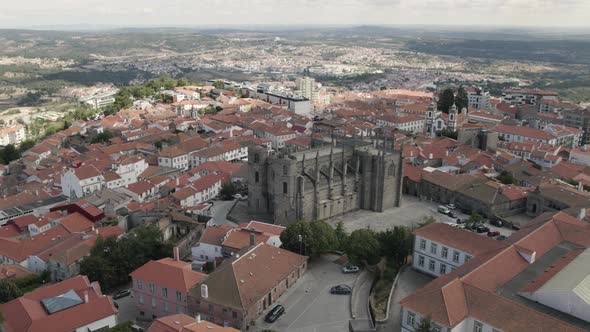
[0,0,589,28]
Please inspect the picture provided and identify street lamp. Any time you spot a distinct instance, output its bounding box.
[298,234,303,255]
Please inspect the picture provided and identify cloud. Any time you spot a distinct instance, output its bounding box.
[0,0,588,27]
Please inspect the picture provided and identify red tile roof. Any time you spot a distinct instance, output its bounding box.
[1,275,117,332]
[415,223,503,256]
[147,313,239,332]
[199,225,232,246]
[130,258,207,293]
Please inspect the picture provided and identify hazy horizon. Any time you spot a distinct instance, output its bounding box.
[1,0,589,29]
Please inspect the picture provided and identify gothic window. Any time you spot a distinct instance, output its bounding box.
[283,182,288,194]
[254,154,260,163]
[255,172,259,183]
[283,165,288,176]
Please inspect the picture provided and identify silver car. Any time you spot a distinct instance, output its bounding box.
[342,265,360,273]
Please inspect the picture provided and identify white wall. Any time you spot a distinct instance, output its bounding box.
[522,290,590,323]
[412,235,473,278]
[75,314,117,332]
[191,243,222,262]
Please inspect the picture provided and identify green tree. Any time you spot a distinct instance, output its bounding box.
[280,221,313,256]
[0,144,20,165]
[466,212,482,228]
[212,80,225,89]
[0,279,23,303]
[91,131,115,144]
[107,321,134,332]
[455,86,468,112]
[346,229,381,265]
[219,182,237,200]
[377,226,413,267]
[439,128,458,140]
[437,88,455,113]
[496,171,515,185]
[334,221,348,252]
[19,140,36,153]
[415,316,435,332]
[308,220,338,255]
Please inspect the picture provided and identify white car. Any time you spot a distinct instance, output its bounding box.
[233,194,246,200]
[446,204,456,210]
[342,265,360,274]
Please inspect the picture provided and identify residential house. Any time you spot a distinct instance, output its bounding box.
[146,313,238,332]
[1,275,118,332]
[130,254,207,320]
[61,165,105,198]
[188,243,307,330]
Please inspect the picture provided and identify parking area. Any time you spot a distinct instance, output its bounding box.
[328,195,516,238]
[255,255,361,332]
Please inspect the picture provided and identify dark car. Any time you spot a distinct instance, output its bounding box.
[490,219,504,227]
[476,225,490,233]
[487,230,500,237]
[330,285,352,295]
[265,304,285,323]
[113,289,131,299]
[496,235,507,241]
[447,211,457,218]
[456,218,464,224]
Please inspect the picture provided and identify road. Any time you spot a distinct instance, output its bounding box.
[255,255,363,332]
[207,199,238,227]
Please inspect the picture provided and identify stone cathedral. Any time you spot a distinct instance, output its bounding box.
[247,137,404,225]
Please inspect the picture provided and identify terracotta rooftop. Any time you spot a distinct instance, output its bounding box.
[130,258,207,293]
[147,313,239,332]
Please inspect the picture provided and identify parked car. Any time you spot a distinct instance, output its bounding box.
[330,285,352,295]
[490,219,504,227]
[438,206,450,214]
[496,235,507,241]
[113,289,131,299]
[265,304,286,323]
[130,326,144,332]
[447,211,457,218]
[456,218,464,224]
[487,231,500,237]
[476,225,490,233]
[342,265,360,274]
[446,204,456,210]
[234,194,246,200]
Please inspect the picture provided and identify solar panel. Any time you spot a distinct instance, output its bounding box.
[41,289,84,314]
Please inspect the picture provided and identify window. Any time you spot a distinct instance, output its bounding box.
[283,182,288,194]
[255,172,259,183]
[407,312,415,327]
[139,294,144,304]
[149,283,155,294]
[474,321,483,332]
[430,243,438,255]
[418,255,425,267]
[429,259,435,271]
[232,311,238,319]
[453,251,460,263]
[283,165,288,176]
[163,301,169,312]
[151,298,156,308]
[254,154,260,163]
[420,239,426,250]
[465,255,473,262]
[162,287,168,298]
[137,279,143,289]
[440,264,447,275]
[209,304,214,312]
[176,291,182,302]
[441,247,448,259]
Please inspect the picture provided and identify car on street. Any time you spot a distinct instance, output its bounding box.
[113,289,131,299]
[342,265,360,273]
[130,325,145,332]
[490,219,504,227]
[330,285,352,295]
[265,304,285,323]
[476,225,490,233]
[234,194,245,200]
[496,235,507,241]
[446,204,456,210]
[456,218,464,224]
[447,211,457,218]
[487,230,500,237]
[438,206,450,215]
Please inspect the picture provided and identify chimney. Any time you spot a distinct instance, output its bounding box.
[200,284,209,299]
[84,290,89,303]
[173,246,180,261]
[249,233,255,246]
[578,208,586,221]
[196,313,202,324]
